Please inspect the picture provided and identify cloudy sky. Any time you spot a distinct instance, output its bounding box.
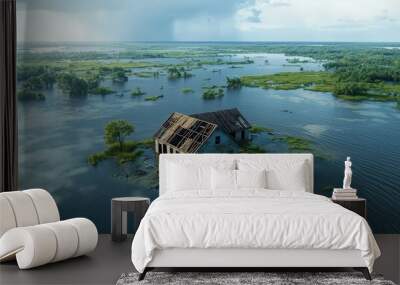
[17,0,400,42]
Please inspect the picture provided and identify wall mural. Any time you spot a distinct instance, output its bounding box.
[17,0,400,233]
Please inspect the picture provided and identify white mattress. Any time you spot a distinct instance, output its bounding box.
[131,190,380,273]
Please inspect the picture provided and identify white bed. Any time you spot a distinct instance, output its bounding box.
[131,154,380,280]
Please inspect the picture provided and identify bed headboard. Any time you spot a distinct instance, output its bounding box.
[159,153,314,195]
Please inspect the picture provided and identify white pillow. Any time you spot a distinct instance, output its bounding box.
[266,162,307,191]
[211,168,237,190]
[237,159,308,191]
[167,163,212,191]
[236,169,267,189]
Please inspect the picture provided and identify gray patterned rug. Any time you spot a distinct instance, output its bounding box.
[116,272,396,285]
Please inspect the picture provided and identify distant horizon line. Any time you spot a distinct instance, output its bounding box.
[17,40,400,45]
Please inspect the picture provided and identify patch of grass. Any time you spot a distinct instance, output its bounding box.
[137,138,154,148]
[88,141,145,166]
[249,125,274,134]
[144,95,163,101]
[241,71,335,91]
[90,87,114,95]
[272,136,312,152]
[181,87,194,94]
[240,142,266,153]
[131,87,146,96]
[87,152,108,166]
[133,71,159,78]
[287,58,310,64]
[241,71,400,102]
[115,150,143,164]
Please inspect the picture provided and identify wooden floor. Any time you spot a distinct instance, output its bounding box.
[0,234,399,285]
[0,235,133,285]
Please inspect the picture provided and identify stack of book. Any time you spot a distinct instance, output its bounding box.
[332,188,358,200]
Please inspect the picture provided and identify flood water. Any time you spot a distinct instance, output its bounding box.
[18,45,400,233]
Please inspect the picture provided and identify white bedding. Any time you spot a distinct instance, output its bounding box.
[131,190,380,273]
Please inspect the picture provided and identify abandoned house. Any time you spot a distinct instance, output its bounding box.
[153,108,251,155]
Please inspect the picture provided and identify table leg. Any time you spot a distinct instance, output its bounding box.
[111,201,126,242]
[122,210,127,237]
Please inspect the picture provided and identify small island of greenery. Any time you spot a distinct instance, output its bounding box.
[249,125,274,134]
[226,77,242,89]
[181,87,194,94]
[167,66,193,80]
[90,87,115,95]
[131,87,146,96]
[144,95,163,101]
[88,120,151,166]
[202,87,224,100]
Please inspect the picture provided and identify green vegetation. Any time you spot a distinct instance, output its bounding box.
[249,125,273,134]
[105,120,134,151]
[57,73,89,96]
[202,87,224,100]
[225,57,254,65]
[16,42,400,105]
[287,58,310,64]
[136,138,154,148]
[241,71,400,101]
[144,95,163,101]
[111,67,128,83]
[90,87,114,95]
[241,71,334,91]
[17,89,45,101]
[131,87,146,96]
[88,142,143,166]
[181,87,194,94]
[88,120,147,166]
[133,71,159,78]
[167,66,193,80]
[240,142,266,153]
[226,77,242,89]
[272,136,312,152]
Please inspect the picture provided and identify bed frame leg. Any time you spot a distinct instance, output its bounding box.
[354,267,371,280]
[138,268,148,281]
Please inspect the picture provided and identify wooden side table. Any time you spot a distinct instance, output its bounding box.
[111,197,150,242]
[331,198,367,219]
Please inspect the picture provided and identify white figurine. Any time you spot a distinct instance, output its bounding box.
[342,156,353,189]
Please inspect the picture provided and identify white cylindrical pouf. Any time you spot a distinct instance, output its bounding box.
[65,218,98,257]
[43,221,79,262]
[0,226,58,269]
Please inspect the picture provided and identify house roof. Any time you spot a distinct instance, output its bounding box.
[154,112,217,153]
[191,108,251,134]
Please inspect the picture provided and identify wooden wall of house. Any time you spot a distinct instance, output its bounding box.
[232,129,250,142]
[198,130,240,153]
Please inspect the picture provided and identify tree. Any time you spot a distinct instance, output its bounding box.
[111,67,128,83]
[23,77,44,90]
[167,66,181,79]
[226,77,242,89]
[333,82,367,96]
[104,120,134,151]
[57,73,88,96]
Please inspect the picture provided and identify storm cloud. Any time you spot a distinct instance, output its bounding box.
[17,0,400,42]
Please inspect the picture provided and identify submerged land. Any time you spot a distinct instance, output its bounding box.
[16,41,400,185]
[17,42,400,102]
